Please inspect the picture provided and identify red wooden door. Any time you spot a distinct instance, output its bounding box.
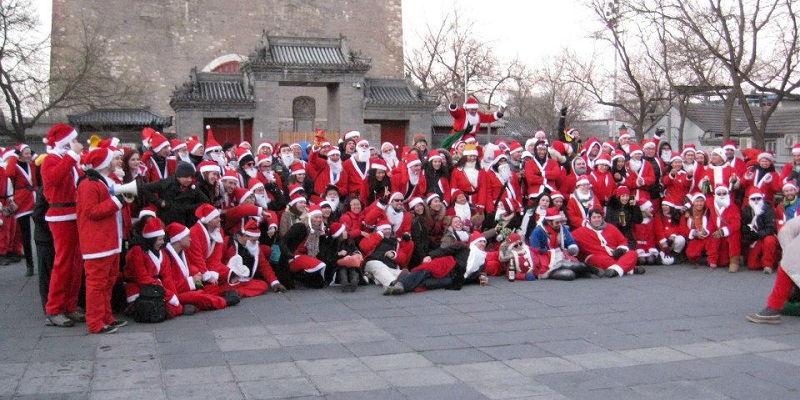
[204,118,252,146]
[380,121,407,147]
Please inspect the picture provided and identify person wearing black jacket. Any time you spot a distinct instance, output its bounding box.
[605,187,643,249]
[741,189,779,273]
[32,185,54,312]
[143,161,210,227]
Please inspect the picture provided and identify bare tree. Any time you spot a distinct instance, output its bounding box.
[0,0,143,143]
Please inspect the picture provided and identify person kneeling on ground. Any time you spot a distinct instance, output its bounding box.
[747,216,800,324]
[528,207,601,280]
[571,208,644,277]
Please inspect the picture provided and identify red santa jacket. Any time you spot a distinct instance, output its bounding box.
[479,169,521,215]
[523,157,561,198]
[4,156,37,217]
[780,162,800,183]
[628,159,656,201]
[589,169,617,206]
[450,166,483,196]
[164,243,197,294]
[661,170,692,207]
[709,203,741,238]
[76,174,123,260]
[566,194,601,229]
[743,167,781,205]
[686,209,718,240]
[448,104,501,134]
[124,246,179,305]
[657,213,689,246]
[632,217,664,252]
[144,156,177,183]
[222,241,279,286]
[572,223,629,263]
[339,210,366,240]
[186,222,232,283]
[358,231,414,268]
[41,151,82,222]
[256,170,285,193]
[313,164,349,197]
[342,157,370,197]
[703,164,736,194]
[390,165,427,201]
[222,204,264,235]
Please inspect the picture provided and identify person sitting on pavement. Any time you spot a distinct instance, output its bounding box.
[572,208,644,278]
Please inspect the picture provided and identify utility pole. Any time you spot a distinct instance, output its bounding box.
[606,0,620,140]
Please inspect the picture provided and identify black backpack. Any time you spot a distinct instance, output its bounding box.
[133,284,167,323]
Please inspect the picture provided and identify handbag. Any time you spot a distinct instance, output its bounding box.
[133,284,167,323]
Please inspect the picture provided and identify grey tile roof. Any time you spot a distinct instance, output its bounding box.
[68,108,172,127]
[685,103,800,138]
[171,71,254,106]
[246,35,371,70]
[365,79,438,106]
[271,45,347,65]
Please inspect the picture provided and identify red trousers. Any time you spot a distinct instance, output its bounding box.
[84,254,119,333]
[46,221,83,315]
[686,237,720,264]
[177,290,227,311]
[745,235,779,269]
[712,232,741,265]
[484,252,503,276]
[0,213,17,254]
[220,279,269,298]
[767,266,794,310]
[586,251,638,275]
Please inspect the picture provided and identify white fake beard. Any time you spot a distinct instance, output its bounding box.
[245,240,260,258]
[356,147,370,162]
[454,202,471,222]
[465,161,476,169]
[382,151,397,163]
[577,189,593,203]
[328,159,343,175]
[55,142,71,156]
[683,162,695,175]
[573,166,587,175]
[325,196,340,210]
[715,194,731,209]
[255,193,269,208]
[280,153,294,167]
[245,167,257,178]
[113,168,125,181]
[498,164,511,183]
[409,170,420,185]
[749,200,764,216]
[209,227,223,243]
[661,151,672,163]
[629,159,643,172]
[211,153,226,167]
[178,153,191,163]
[261,170,275,182]
[387,206,405,232]
[465,244,487,278]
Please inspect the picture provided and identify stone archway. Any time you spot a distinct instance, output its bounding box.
[292,96,316,132]
[201,54,245,73]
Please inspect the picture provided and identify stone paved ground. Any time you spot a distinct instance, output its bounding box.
[1,261,798,400]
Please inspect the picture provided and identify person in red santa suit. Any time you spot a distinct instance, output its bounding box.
[479,150,522,215]
[234,147,257,188]
[557,156,588,195]
[589,154,617,208]
[0,148,21,268]
[610,150,638,190]
[125,217,189,320]
[780,143,800,185]
[740,187,779,273]
[627,144,656,203]
[777,181,800,231]
[380,142,401,173]
[681,145,705,194]
[391,152,427,203]
[186,204,240,291]
[661,152,692,210]
[527,209,597,280]
[684,192,720,268]
[218,169,240,210]
[656,200,689,264]
[523,141,560,200]
[424,150,452,204]
[286,205,329,288]
[360,159,392,206]
[5,143,38,275]
[342,138,371,198]
[631,200,665,265]
[742,151,781,206]
[700,147,741,198]
[449,143,484,207]
[723,140,747,180]
[580,137,603,169]
[571,208,643,277]
[142,132,176,183]
[41,124,86,327]
[76,147,129,333]
[162,222,231,312]
[566,175,601,229]
[221,219,286,296]
[709,184,742,272]
[313,147,348,197]
[255,154,285,194]
[746,215,800,324]
[448,97,504,135]
[384,192,413,237]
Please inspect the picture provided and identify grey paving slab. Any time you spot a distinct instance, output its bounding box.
[224,348,292,365]
[308,371,391,393]
[478,343,551,360]
[0,363,25,396]
[343,339,414,357]
[324,388,406,400]
[359,352,433,371]
[295,356,369,376]
[504,356,584,376]
[397,383,491,400]
[238,377,319,399]
[284,343,354,361]
[467,377,559,400]
[377,366,458,387]
[166,382,245,400]
[230,361,303,381]
[631,380,731,399]
[421,348,496,365]
[88,387,167,400]
[159,350,226,370]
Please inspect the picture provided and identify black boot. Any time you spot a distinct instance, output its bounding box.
[337,269,349,293]
[348,268,360,292]
[25,263,34,277]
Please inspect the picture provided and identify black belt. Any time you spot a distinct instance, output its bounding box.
[15,186,34,191]
[50,202,76,208]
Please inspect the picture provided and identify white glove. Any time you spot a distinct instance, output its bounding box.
[660,251,675,265]
[169,294,179,306]
[227,254,249,277]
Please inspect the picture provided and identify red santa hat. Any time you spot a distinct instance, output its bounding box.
[576,175,590,186]
[375,217,392,232]
[290,162,306,176]
[256,141,272,154]
[427,152,443,163]
[195,204,221,224]
[507,232,522,244]
[464,97,479,110]
[355,137,370,148]
[413,135,427,145]
[15,143,29,154]
[139,205,158,219]
[783,180,799,191]
[469,231,486,246]
[544,207,565,221]
[408,197,424,209]
[371,158,388,171]
[681,144,697,158]
[288,192,307,206]
[198,160,220,175]
[238,141,252,151]
[491,149,508,166]
[45,124,78,149]
[508,141,523,154]
[710,147,727,163]
[254,154,270,166]
[170,139,187,152]
[495,140,509,151]
[234,187,254,204]
[629,143,643,156]
[165,222,190,243]
[521,151,534,160]
[610,150,626,164]
[247,179,264,193]
[463,143,479,157]
[327,148,341,157]
[150,133,170,153]
[550,190,564,201]
[142,217,165,239]
[642,139,656,149]
[235,147,253,164]
[329,222,346,238]
[450,188,466,202]
[405,152,422,168]
[713,184,729,195]
[1,147,15,161]
[595,154,611,167]
[389,191,405,203]
[141,127,155,144]
[722,140,738,151]
[241,219,260,238]
[793,143,800,156]
[687,191,705,204]
[426,193,440,204]
[615,186,630,197]
[204,126,222,152]
[463,134,477,144]
[757,151,774,163]
[288,183,304,197]
[669,152,682,163]
[221,168,239,183]
[639,199,653,212]
[618,126,631,140]
[85,147,114,170]
[746,187,763,200]
[342,130,361,142]
[186,136,203,154]
[264,210,278,229]
[602,140,616,152]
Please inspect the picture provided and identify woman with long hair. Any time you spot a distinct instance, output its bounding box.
[360,161,392,206]
[408,197,433,268]
[424,150,452,205]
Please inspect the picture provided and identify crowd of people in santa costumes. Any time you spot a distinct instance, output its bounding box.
[20,98,800,332]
